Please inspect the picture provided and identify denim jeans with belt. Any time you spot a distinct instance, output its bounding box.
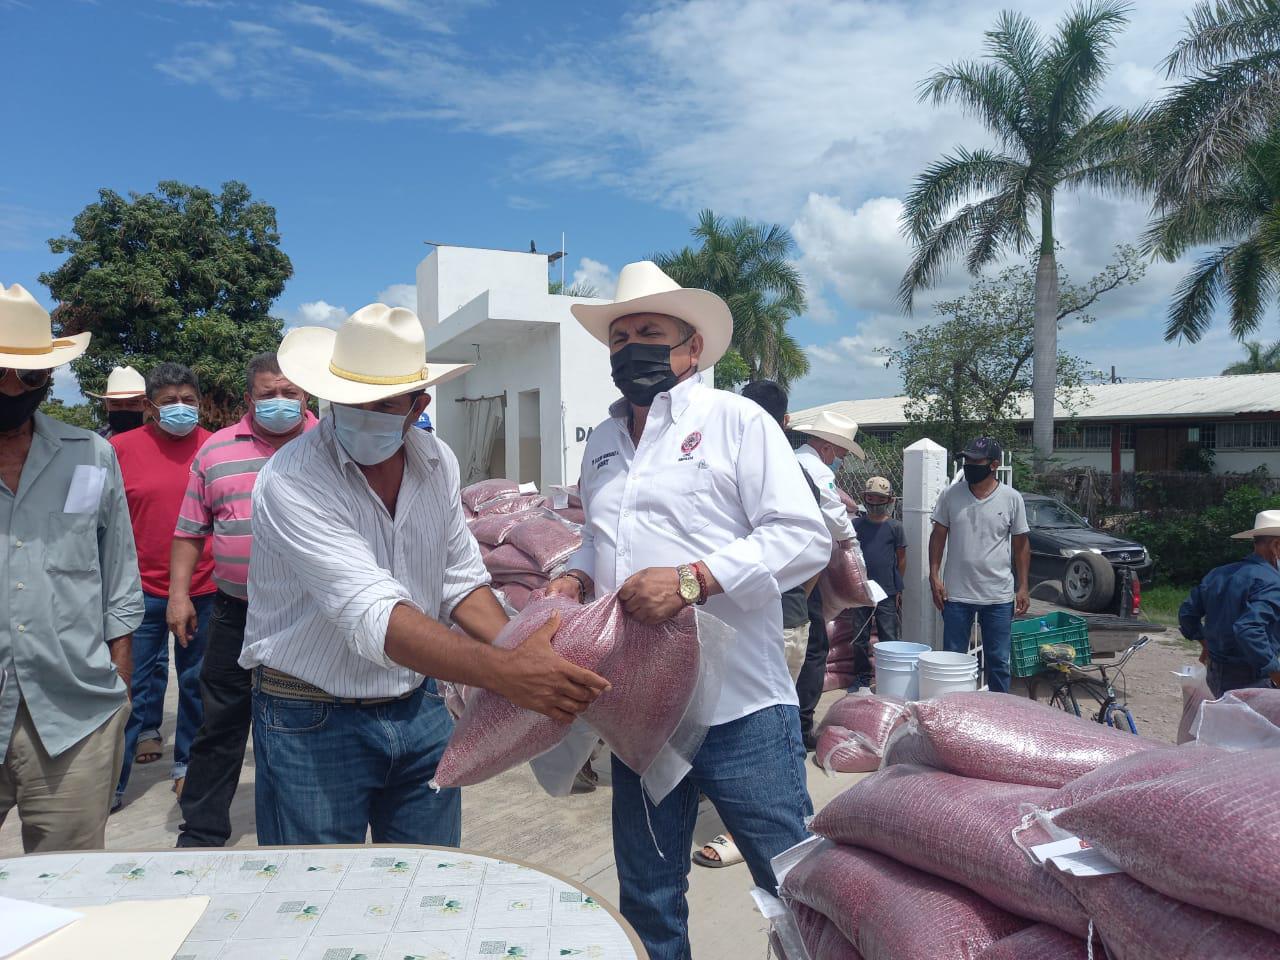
[942,599,1014,693]
[611,703,812,960]
[251,678,461,847]
[1206,659,1276,698]
[116,591,213,804]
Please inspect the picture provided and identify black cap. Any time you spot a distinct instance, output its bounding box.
[961,436,1003,462]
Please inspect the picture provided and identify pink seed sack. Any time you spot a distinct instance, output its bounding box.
[886,692,1165,788]
[811,765,1088,936]
[976,925,1088,960]
[503,515,583,573]
[1052,748,1280,934]
[792,903,865,960]
[461,478,520,512]
[1046,864,1278,960]
[483,543,544,579]
[470,508,541,547]
[781,843,1027,960]
[819,541,875,619]
[1231,686,1280,726]
[1050,744,1225,808]
[474,493,547,517]
[814,695,908,774]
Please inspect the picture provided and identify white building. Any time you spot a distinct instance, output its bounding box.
[417,244,620,488]
[792,373,1280,475]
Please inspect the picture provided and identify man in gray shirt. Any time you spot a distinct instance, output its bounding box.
[0,283,143,851]
[929,437,1030,693]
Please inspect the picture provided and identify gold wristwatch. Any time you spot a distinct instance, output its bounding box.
[677,564,701,606]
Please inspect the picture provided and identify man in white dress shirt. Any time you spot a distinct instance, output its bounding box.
[793,411,863,748]
[546,262,831,960]
[241,303,609,846]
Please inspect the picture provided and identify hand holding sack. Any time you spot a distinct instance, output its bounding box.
[819,540,878,620]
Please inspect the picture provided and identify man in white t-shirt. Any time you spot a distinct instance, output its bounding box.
[928,437,1030,692]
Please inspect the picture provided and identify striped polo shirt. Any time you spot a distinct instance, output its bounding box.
[175,411,319,599]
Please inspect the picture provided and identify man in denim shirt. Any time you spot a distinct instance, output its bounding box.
[0,283,143,852]
[1179,510,1280,697]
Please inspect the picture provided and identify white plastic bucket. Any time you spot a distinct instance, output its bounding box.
[872,641,931,700]
[918,651,980,699]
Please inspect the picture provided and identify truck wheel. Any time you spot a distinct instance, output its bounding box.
[1061,553,1116,613]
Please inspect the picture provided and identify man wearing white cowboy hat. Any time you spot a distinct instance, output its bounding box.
[547,261,831,960]
[1179,510,1280,697]
[792,410,865,747]
[239,301,609,847]
[0,283,144,852]
[86,365,147,438]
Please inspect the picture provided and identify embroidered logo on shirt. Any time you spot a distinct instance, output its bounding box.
[592,449,620,470]
[680,431,703,455]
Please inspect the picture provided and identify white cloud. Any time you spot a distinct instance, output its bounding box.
[285,299,348,329]
[376,283,417,310]
[572,257,615,298]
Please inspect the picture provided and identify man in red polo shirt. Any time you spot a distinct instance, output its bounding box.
[110,362,216,809]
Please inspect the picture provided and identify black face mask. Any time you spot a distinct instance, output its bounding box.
[0,384,50,433]
[610,342,685,407]
[963,462,993,485]
[106,410,145,435]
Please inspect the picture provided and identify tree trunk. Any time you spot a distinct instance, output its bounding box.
[1032,197,1059,474]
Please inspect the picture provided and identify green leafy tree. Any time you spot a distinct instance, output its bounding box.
[886,248,1143,460]
[548,279,599,298]
[1222,338,1280,374]
[39,398,100,431]
[1142,0,1280,206]
[899,2,1135,471]
[654,210,810,389]
[41,180,293,427]
[712,348,752,390]
[1144,128,1280,342]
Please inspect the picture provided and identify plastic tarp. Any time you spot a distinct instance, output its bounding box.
[810,765,1088,936]
[883,692,1165,788]
[1232,686,1280,725]
[813,695,908,774]
[1046,864,1278,960]
[780,843,1028,960]
[1052,748,1280,934]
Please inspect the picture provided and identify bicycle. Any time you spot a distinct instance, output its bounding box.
[1028,635,1151,734]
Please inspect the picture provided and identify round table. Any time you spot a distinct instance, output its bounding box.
[0,844,645,959]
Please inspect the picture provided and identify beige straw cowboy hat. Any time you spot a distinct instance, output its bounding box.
[798,409,866,461]
[0,283,90,369]
[1232,510,1280,539]
[279,302,472,404]
[86,365,146,399]
[571,261,733,367]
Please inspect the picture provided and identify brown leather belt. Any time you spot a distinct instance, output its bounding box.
[252,667,417,706]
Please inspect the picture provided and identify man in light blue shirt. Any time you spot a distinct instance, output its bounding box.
[0,283,143,852]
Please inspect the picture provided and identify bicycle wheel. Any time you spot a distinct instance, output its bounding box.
[1029,674,1080,717]
[1105,705,1139,735]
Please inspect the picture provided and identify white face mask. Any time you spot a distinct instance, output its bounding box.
[332,404,408,465]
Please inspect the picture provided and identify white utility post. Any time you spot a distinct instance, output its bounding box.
[902,439,949,650]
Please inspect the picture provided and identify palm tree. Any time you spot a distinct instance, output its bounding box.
[898,2,1134,471]
[654,210,810,389]
[548,279,599,298]
[1223,339,1280,374]
[1147,128,1280,343]
[1144,0,1280,205]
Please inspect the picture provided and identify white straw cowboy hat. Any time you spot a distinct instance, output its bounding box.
[571,261,733,367]
[0,283,90,369]
[1232,510,1280,539]
[278,302,472,404]
[86,365,145,399]
[798,409,866,461]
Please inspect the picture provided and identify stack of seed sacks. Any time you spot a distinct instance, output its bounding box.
[780,691,1280,960]
[462,480,584,611]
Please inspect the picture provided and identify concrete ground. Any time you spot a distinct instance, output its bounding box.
[0,673,858,960]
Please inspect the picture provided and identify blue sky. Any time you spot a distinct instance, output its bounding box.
[1,0,1254,409]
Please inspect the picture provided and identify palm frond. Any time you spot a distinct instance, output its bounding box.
[1043,1,1131,136]
[1163,0,1280,75]
[917,61,1028,151]
[898,194,1017,311]
[1165,245,1233,342]
[901,149,1027,243]
[1224,238,1278,338]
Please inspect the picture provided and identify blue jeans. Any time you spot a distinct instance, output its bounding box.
[116,591,213,803]
[612,704,812,960]
[942,599,1014,693]
[251,679,461,846]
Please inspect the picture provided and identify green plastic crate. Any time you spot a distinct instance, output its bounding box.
[1010,612,1091,678]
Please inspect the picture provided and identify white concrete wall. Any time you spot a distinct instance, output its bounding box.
[558,313,622,485]
[1214,451,1280,474]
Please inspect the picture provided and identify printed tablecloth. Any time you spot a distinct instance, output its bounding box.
[0,845,642,959]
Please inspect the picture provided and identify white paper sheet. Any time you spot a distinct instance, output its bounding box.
[11,897,207,959]
[0,896,82,958]
[62,464,106,515]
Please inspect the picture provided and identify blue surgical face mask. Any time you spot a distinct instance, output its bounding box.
[253,397,303,435]
[830,455,845,473]
[156,402,199,437]
[332,403,408,465]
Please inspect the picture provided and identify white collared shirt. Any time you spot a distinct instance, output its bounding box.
[567,374,832,725]
[240,418,490,698]
[795,444,855,543]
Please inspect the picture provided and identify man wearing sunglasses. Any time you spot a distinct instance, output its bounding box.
[0,283,143,852]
